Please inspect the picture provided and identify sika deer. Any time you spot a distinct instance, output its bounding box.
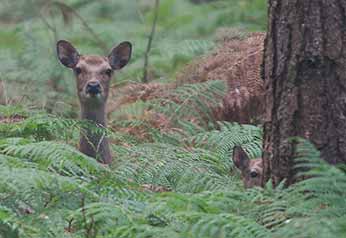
[232,146,263,188]
[56,40,132,164]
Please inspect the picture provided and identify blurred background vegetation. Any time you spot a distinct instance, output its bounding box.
[0,0,266,116]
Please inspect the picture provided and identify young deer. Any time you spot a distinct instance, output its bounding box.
[232,146,263,188]
[56,40,132,164]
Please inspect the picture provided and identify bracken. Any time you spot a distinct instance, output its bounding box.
[177,32,266,124]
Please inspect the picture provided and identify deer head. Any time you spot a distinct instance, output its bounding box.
[232,146,263,188]
[56,40,132,164]
[56,40,132,108]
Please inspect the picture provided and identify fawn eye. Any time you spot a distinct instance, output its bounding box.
[74,67,82,75]
[105,69,112,77]
[250,171,258,178]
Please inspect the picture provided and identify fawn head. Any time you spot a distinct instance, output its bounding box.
[56,40,132,107]
[232,146,263,188]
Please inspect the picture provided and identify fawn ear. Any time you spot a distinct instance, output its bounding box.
[57,40,80,68]
[108,41,132,70]
[232,146,250,171]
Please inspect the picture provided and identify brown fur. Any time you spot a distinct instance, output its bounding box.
[57,40,132,164]
[81,55,108,65]
[71,55,113,164]
[232,146,263,188]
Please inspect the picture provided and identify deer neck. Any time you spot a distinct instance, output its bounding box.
[81,104,106,125]
[79,103,112,164]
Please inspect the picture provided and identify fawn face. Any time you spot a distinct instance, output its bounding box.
[56,40,132,107]
[232,146,263,188]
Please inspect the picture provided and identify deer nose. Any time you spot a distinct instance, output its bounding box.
[86,81,101,95]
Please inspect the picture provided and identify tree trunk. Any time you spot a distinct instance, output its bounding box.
[262,0,346,186]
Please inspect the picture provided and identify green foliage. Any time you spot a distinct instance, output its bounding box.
[153,80,227,126]
[189,122,262,159]
[1,105,345,238]
[270,140,346,238]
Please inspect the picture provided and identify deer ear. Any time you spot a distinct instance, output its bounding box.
[108,41,132,70]
[57,40,80,68]
[232,146,250,171]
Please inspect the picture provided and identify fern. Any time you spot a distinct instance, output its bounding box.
[1,140,104,177]
[269,140,346,238]
[189,121,262,160]
[152,80,226,127]
[185,213,270,238]
[2,109,346,238]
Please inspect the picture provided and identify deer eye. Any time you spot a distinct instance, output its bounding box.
[74,67,82,75]
[250,171,258,178]
[105,69,112,77]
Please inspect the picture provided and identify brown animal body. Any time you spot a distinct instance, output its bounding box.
[232,146,263,188]
[56,40,132,164]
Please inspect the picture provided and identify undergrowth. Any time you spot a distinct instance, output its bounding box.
[1,105,346,238]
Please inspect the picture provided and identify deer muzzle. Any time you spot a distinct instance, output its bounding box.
[86,81,102,96]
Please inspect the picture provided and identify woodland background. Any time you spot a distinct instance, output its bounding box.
[0,0,345,237]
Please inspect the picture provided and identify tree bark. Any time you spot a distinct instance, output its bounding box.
[262,0,346,186]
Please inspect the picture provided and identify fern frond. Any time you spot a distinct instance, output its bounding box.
[0,139,105,178]
[153,80,227,126]
[189,122,262,161]
[186,213,270,238]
